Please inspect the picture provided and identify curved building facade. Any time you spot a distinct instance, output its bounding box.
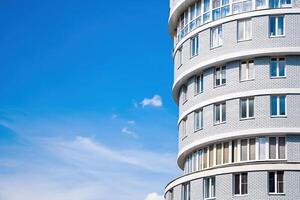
[165,0,300,199]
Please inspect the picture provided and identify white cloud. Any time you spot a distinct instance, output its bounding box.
[140,95,163,108]
[111,114,118,119]
[127,120,136,125]
[121,127,138,138]
[144,193,164,200]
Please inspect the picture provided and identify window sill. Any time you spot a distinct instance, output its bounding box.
[270,76,286,79]
[237,38,252,43]
[194,128,203,133]
[214,83,226,88]
[182,99,188,105]
[268,193,285,196]
[194,91,203,97]
[204,198,216,200]
[240,78,255,83]
[269,35,285,38]
[182,135,188,141]
[240,117,255,121]
[233,194,248,197]
[210,45,222,50]
[271,115,287,118]
[190,53,198,59]
[214,121,226,126]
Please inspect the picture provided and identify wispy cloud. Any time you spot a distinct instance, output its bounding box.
[127,120,136,125]
[140,95,163,108]
[144,193,164,200]
[121,127,138,138]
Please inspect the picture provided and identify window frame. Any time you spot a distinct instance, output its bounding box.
[211,25,223,49]
[182,182,191,200]
[195,74,204,95]
[204,176,216,199]
[269,15,285,37]
[180,85,188,105]
[176,47,183,69]
[267,136,287,160]
[233,173,248,196]
[270,57,286,78]
[194,109,204,131]
[214,66,226,87]
[190,35,199,58]
[180,117,187,140]
[240,97,255,120]
[268,171,285,195]
[214,102,226,124]
[270,95,287,117]
[240,60,255,81]
[237,18,253,42]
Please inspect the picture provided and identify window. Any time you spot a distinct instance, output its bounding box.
[209,145,214,167]
[211,26,223,48]
[194,109,203,131]
[215,102,226,124]
[203,0,211,23]
[259,136,266,160]
[204,177,216,199]
[191,35,199,57]
[212,0,230,20]
[270,16,285,37]
[232,0,253,14]
[268,137,286,159]
[238,19,252,41]
[182,182,190,200]
[271,95,286,116]
[240,60,254,81]
[223,142,229,164]
[270,57,285,78]
[180,118,187,139]
[215,66,226,86]
[270,0,291,8]
[180,85,187,105]
[256,0,267,8]
[203,147,208,169]
[198,150,203,170]
[269,171,284,194]
[240,97,254,119]
[249,138,256,160]
[189,2,202,31]
[216,143,222,165]
[195,74,204,94]
[241,139,248,161]
[234,173,248,195]
[232,140,238,163]
[177,11,189,41]
[176,48,183,68]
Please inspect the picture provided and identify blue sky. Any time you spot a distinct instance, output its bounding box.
[0,1,180,200]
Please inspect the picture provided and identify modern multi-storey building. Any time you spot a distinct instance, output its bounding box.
[165,0,300,199]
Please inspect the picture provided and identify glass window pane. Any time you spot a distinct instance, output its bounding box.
[215,68,220,85]
[241,99,247,118]
[216,104,220,123]
[259,137,266,160]
[221,67,226,84]
[277,171,284,193]
[212,8,221,20]
[232,140,238,163]
[222,103,226,122]
[278,16,284,36]
[234,174,240,194]
[198,150,202,170]
[204,0,210,12]
[269,172,275,193]
[270,17,276,36]
[203,147,208,168]
[216,144,222,165]
[241,139,248,161]
[209,145,214,167]
[249,138,256,160]
[269,137,277,159]
[211,177,216,197]
[279,96,286,115]
[249,98,254,117]
[278,137,286,159]
[271,96,278,116]
[204,179,210,198]
[279,60,285,76]
[249,61,255,79]
[271,60,277,77]
[240,62,247,80]
[241,173,248,194]
[246,19,252,40]
[223,142,229,164]
[238,20,244,41]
